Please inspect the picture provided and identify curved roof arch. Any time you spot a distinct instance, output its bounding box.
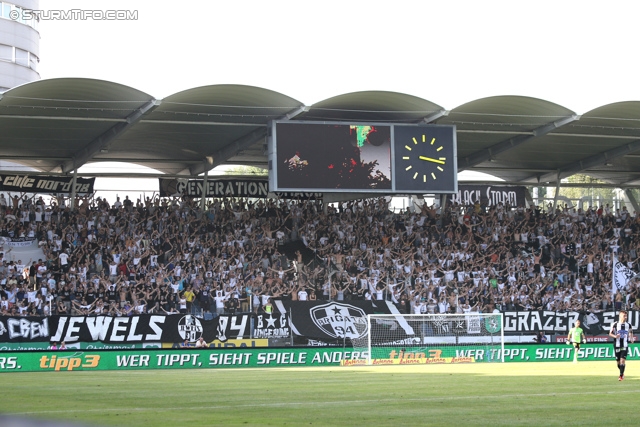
[1,77,154,119]
[577,101,640,135]
[3,77,153,100]
[151,84,304,124]
[302,90,444,123]
[162,83,302,106]
[450,95,575,114]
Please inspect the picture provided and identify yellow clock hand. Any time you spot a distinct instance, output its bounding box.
[419,156,445,165]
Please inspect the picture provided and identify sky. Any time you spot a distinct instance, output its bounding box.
[37,0,640,115]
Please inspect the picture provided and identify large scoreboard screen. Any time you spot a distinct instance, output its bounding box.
[268,121,457,194]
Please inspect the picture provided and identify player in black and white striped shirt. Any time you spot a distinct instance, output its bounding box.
[609,310,635,381]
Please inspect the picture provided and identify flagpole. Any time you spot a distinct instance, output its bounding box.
[612,251,617,304]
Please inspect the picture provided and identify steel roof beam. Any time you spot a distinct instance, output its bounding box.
[139,119,266,127]
[621,179,640,186]
[418,109,449,123]
[60,99,161,174]
[0,116,268,126]
[623,189,640,213]
[459,180,640,189]
[458,114,579,171]
[0,115,126,122]
[188,106,308,176]
[453,130,639,140]
[598,175,640,188]
[531,138,640,184]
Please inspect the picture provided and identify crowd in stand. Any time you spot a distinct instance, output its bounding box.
[0,190,639,318]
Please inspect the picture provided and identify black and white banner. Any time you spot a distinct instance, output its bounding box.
[253,313,291,339]
[159,178,270,198]
[276,300,395,342]
[0,314,253,344]
[0,175,95,194]
[448,185,527,208]
[159,177,323,199]
[502,310,640,335]
[4,237,37,247]
[2,310,635,344]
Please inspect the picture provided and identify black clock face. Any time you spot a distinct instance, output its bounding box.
[393,125,457,193]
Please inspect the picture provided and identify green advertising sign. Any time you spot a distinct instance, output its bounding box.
[0,348,367,372]
[369,343,637,363]
[0,344,635,372]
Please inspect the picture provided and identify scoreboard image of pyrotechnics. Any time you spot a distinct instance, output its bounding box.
[268,121,457,194]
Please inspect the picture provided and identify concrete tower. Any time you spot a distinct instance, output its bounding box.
[0,0,39,92]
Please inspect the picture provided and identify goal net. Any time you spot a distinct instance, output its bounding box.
[351,313,504,365]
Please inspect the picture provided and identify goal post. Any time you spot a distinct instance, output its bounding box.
[351,313,504,365]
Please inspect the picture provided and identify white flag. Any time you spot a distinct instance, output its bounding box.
[612,255,636,297]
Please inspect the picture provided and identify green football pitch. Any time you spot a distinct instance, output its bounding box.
[0,361,635,426]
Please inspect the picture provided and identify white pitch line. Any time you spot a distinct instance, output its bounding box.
[8,388,640,416]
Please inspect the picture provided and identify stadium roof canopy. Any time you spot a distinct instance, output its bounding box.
[2,77,640,187]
